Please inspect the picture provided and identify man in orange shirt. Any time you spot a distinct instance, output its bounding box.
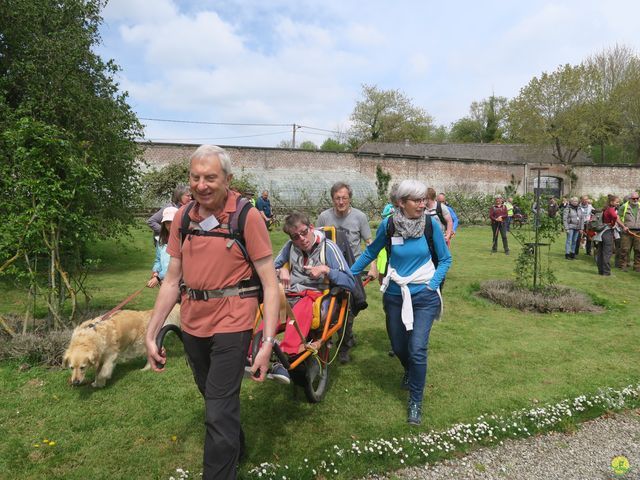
[145,145,280,480]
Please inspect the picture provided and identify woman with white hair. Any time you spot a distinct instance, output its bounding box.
[351,180,451,425]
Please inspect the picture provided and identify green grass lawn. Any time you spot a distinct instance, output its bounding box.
[1,224,639,479]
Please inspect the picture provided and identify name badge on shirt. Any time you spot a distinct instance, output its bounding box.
[199,215,220,231]
[391,236,404,245]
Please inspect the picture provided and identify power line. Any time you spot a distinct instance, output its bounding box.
[139,117,292,128]
[298,125,342,135]
[139,116,344,136]
[146,129,292,141]
[297,130,337,138]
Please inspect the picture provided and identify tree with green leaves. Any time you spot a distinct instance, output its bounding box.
[450,95,508,143]
[349,84,434,145]
[615,67,640,163]
[0,0,143,327]
[320,137,351,152]
[583,45,638,162]
[587,45,640,163]
[375,165,392,200]
[299,140,318,151]
[506,64,595,163]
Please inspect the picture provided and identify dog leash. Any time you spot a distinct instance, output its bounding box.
[99,287,146,322]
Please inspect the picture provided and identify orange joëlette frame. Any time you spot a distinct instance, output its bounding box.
[253,289,349,371]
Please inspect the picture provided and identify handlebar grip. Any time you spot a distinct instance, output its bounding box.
[154,324,183,370]
[250,331,290,374]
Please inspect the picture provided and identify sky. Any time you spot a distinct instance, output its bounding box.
[98,0,640,148]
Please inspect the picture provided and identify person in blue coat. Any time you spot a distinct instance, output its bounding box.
[351,180,451,426]
[146,206,177,288]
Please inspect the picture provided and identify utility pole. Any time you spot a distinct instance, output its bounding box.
[292,124,298,149]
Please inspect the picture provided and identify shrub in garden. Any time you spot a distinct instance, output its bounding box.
[0,330,71,366]
[477,280,603,313]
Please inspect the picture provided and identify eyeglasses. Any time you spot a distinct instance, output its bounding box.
[407,197,427,204]
[289,227,310,240]
[631,197,639,200]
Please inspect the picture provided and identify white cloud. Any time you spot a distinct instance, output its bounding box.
[274,17,335,49]
[346,24,385,46]
[103,0,177,23]
[121,11,245,68]
[409,53,431,75]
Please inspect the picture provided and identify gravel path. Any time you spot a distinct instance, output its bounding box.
[365,410,640,480]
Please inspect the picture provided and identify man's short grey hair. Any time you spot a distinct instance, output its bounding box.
[570,196,579,203]
[396,180,427,201]
[189,145,232,176]
[330,181,353,199]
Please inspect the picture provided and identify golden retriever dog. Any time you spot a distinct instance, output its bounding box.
[63,305,180,387]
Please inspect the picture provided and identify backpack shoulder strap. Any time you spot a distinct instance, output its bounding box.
[424,216,438,269]
[385,217,395,250]
[436,201,447,226]
[180,202,196,245]
[229,196,254,262]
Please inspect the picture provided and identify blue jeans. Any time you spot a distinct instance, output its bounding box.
[565,229,580,254]
[383,288,441,404]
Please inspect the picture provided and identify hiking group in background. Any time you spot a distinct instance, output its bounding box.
[486,192,640,277]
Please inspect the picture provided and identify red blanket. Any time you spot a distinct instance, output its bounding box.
[280,290,323,355]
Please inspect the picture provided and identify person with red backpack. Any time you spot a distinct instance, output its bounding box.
[145,145,280,480]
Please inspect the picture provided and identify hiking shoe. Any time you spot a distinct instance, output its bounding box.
[505,250,510,255]
[267,363,290,385]
[401,371,410,390]
[407,401,422,426]
[338,350,351,364]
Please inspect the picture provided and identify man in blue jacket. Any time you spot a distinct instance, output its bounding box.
[256,190,273,228]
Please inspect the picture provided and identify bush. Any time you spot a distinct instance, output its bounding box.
[0,330,71,366]
[477,280,603,313]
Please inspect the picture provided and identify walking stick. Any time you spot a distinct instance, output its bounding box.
[491,220,501,250]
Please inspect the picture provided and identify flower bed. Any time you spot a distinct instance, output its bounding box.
[243,384,640,479]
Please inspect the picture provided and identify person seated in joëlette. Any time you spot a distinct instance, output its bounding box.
[270,211,356,384]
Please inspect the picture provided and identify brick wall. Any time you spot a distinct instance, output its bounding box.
[140,142,640,200]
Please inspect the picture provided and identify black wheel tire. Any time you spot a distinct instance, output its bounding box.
[303,343,329,403]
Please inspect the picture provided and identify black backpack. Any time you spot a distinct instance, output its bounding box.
[384,216,444,289]
[179,196,262,301]
[433,201,448,228]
